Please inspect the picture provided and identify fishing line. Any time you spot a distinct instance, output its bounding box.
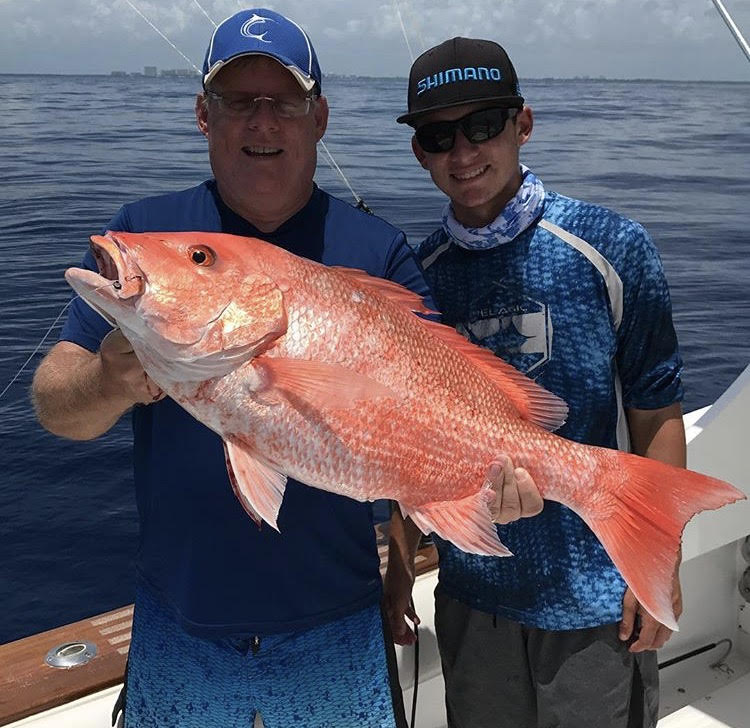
[318,140,372,212]
[392,0,416,63]
[191,0,217,28]
[0,280,123,401]
[121,0,202,73]
[0,302,73,401]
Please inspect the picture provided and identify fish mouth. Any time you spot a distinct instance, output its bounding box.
[64,233,145,326]
[89,233,144,299]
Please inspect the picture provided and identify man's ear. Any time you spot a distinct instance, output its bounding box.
[516,106,533,147]
[411,135,430,169]
[195,93,209,137]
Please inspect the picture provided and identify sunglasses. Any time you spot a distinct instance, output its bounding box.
[415,106,517,153]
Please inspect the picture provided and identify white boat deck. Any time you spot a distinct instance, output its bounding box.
[658,671,750,727]
[11,672,750,728]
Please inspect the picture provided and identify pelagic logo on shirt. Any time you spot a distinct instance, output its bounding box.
[457,282,552,374]
[417,67,503,95]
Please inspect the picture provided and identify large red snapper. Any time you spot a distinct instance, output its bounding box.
[65,231,744,630]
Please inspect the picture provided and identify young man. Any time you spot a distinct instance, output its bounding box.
[32,13,539,728]
[385,37,686,728]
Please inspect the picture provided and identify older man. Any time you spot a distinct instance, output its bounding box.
[32,8,425,727]
[32,10,541,727]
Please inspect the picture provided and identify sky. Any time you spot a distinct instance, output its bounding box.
[1,0,749,81]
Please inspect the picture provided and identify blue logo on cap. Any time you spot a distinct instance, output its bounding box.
[417,67,503,95]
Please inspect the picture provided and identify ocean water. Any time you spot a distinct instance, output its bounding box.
[0,74,748,644]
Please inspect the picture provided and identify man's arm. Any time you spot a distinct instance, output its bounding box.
[620,401,686,652]
[383,508,423,646]
[627,402,686,467]
[32,330,163,441]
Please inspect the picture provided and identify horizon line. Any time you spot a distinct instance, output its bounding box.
[1,71,748,84]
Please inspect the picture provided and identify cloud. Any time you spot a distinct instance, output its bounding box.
[0,0,749,79]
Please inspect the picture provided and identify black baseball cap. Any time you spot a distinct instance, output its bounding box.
[397,37,524,126]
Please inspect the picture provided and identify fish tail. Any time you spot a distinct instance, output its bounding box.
[584,452,745,631]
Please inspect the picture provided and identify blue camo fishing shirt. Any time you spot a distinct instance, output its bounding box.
[417,189,684,630]
[60,180,432,637]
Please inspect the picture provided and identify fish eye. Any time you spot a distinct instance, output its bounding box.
[188,245,216,266]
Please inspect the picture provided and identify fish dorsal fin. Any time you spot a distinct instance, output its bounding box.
[421,320,568,431]
[332,266,566,430]
[332,267,436,315]
[253,357,397,409]
[224,439,287,531]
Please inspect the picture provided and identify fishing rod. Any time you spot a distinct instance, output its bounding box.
[710,0,750,64]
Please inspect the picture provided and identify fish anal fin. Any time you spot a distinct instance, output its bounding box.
[418,318,568,431]
[255,357,397,410]
[403,486,513,557]
[224,439,287,531]
[584,451,746,631]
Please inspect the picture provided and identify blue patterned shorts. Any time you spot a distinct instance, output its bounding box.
[123,583,406,728]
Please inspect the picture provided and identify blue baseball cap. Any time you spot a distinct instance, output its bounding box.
[202,8,322,92]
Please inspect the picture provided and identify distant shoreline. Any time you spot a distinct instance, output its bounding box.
[0,72,748,84]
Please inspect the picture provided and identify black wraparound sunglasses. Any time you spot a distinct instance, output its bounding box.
[415,106,517,153]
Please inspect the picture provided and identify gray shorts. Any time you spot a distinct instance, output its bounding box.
[435,590,659,728]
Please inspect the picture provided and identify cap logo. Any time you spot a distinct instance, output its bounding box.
[416,66,504,95]
[240,13,276,43]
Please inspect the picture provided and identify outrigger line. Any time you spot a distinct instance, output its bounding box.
[121,0,202,74]
[392,0,427,63]
[318,140,372,214]
[191,0,217,29]
[120,0,372,212]
[392,0,416,63]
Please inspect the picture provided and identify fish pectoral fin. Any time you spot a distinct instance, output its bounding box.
[402,487,513,557]
[254,357,397,410]
[224,439,287,532]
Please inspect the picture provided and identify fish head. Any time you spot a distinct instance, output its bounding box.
[65,231,288,381]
